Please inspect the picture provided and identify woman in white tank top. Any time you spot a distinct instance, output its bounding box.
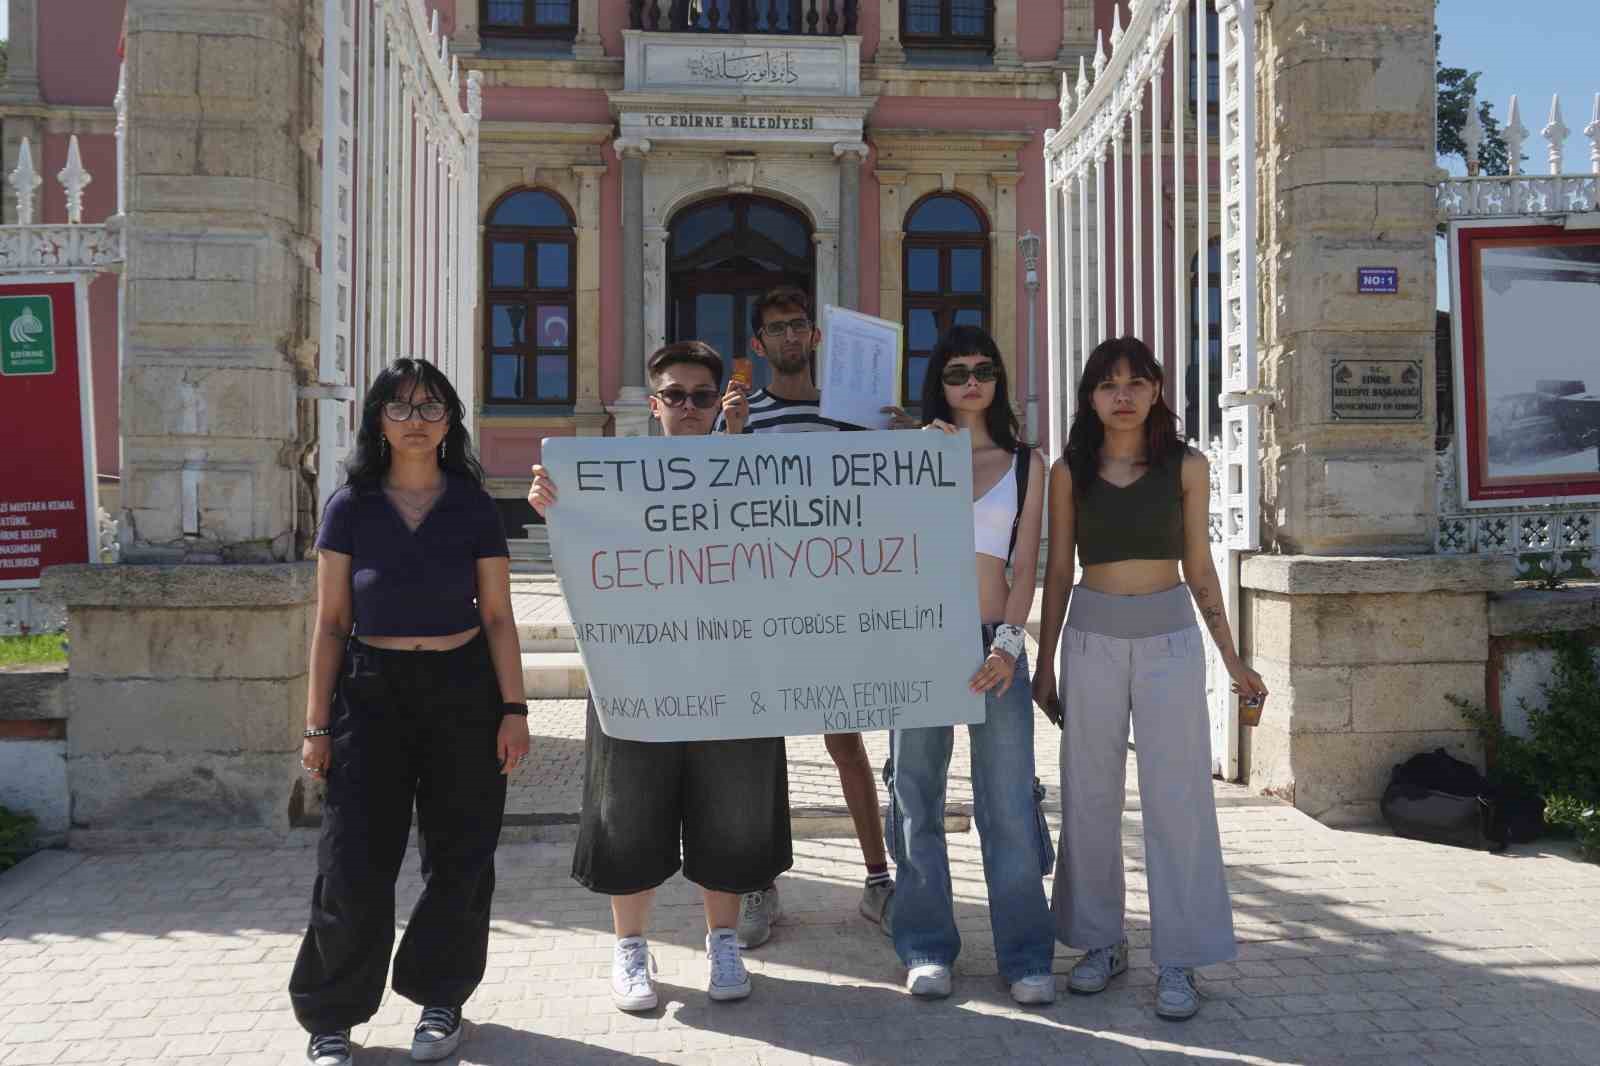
[881,324,1058,1006]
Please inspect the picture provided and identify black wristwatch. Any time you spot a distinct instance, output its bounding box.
[501,701,529,717]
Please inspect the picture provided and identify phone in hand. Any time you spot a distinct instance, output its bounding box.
[1043,695,1064,729]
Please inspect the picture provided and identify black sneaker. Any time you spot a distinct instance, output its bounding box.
[307,1029,352,1066]
[410,1006,463,1061]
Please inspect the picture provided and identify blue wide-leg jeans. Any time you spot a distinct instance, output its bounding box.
[887,648,1056,983]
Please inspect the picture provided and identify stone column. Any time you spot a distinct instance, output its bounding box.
[876,171,907,324]
[609,137,652,437]
[834,142,868,311]
[451,0,481,53]
[1256,0,1439,554]
[989,171,1022,385]
[0,0,44,103]
[573,0,605,59]
[42,0,320,840]
[875,0,905,64]
[1057,0,1095,66]
[993,0,1022,69]
[573,164,608,434]
[1236,0,1517,825]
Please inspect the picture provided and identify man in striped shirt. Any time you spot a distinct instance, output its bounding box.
[715,285,912,950]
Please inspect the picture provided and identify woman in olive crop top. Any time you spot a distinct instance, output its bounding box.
[1033,337,1268,1022]
[288,359,528,1066]
[886,325,1058,1006]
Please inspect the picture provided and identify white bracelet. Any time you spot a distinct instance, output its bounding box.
[991,624,1026,661]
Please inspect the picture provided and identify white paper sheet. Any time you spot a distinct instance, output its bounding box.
[818,305,904,430]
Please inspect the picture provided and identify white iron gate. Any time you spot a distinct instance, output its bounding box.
[316,0,483,512]
[1043,0,1261,779]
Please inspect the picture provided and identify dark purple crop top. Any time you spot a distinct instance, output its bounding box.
[315,473,510,636]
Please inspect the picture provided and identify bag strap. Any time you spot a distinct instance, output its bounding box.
[1006,447,1028,565]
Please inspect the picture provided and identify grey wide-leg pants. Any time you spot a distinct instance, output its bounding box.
[1051,585,1237,968]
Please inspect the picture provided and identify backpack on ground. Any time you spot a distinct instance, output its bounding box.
[1379,748,1508,852]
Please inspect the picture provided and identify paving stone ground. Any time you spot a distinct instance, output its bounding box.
[5,578,1600,1064]
[5,769,1600,1065]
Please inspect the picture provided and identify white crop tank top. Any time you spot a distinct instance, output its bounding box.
[973,451,1023,561]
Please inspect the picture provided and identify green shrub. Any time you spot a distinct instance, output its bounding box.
[1453,633,1600,861]
[0,805,37,871]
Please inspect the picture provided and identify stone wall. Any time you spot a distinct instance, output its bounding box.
[1239,554,1511,824]
[0,666,69,840]
[1255,0,1440,554]
[43,563,316,840]
[1487,586,1600,739]
[118,0,314,563]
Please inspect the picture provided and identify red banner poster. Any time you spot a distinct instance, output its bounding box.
[0,279,97,589]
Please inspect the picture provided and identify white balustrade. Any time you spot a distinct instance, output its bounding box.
[316,0,483,511]
[2,134,123,272]
[1438,88,1600,576]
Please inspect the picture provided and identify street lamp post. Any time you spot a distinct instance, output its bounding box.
[1018,229,1041,446]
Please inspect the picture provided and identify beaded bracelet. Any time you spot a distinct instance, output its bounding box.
[302,727,332,739]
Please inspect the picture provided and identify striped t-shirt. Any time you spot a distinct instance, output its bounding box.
[713,388,860,434]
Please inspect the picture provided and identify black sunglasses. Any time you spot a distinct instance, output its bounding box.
[941,363,999,386]
[653,387,721,410]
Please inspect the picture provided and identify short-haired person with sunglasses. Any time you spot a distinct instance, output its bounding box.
[290,360,529,1066]
[713,285,901,952]
[888,325,1058,1003]
[527,341,792,1012]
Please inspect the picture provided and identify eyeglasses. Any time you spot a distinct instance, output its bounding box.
[653,387,721,410]
[383,400,448,422]
[759,317,812,339]
[941,363,999,386]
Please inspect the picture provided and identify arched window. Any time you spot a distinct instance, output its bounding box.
[667,196,814,390]
[902,193,989,404]
[484,189,575,406]
[1186,238,1222,441]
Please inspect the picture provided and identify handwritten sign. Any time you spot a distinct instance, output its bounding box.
[1357,267,1398,294]
[1330,359,1424,421]
[541,432,984,742]
[819,305,903,430]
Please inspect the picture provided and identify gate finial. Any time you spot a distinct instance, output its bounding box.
[1542,94,1569,175]
[1462,92,1482,176]
[9,138,42,226]
[1586,93,1600,176]
[1093,30,1107,79]
[1505,95,1528,176]
[58,135,93,225]
[1076,55,1091,110]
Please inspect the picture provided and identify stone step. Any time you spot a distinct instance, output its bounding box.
[521,651,587,699]
[517,621,576,654]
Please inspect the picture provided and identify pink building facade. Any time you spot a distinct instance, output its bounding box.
[7,0,1164,529]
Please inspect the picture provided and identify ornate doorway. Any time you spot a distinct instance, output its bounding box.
[667,196,815,390]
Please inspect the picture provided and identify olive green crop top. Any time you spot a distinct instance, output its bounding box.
[1075,453,1186,566]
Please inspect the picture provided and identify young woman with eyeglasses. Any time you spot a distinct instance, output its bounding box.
[885,324,1058,1005]
[289,359,528,1066]
[1032,337,1267,1021]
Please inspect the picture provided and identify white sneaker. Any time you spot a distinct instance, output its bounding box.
[859,879,893,926]
[706,928,752,1001]
[611,936,658,1012]
[736,884,781,949]
[306,1030,352,1066]
[1010,974,1057,1005]
[409,1007,462,1062]
[1156,966,1201,1020]
[1068,937,1129,994]
[906,963,952,998]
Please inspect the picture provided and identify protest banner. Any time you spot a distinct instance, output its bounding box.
[0,278,97,590]
[541,430,984,741]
